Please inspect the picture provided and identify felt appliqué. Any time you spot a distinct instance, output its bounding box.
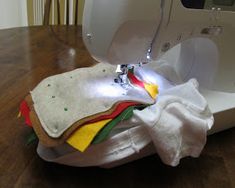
[66,102,138,151]
[92,106,134,144]
[26,130,38,146]
[143,83,158,99]
[66,71,159,152]
[87,102,138,123]
[127,71,158,99]
[19,100,32,127]
[127,71,145,88]
[66,119,112,152]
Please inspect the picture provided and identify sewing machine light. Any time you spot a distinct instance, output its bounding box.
[146,48,152,61]
[95,82,126,98]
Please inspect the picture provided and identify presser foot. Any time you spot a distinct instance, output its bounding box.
[114,73,131,89]
[114,64,132,89]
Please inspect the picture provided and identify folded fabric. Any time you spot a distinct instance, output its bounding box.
[30,63,155,139]
[37,79,213,167]
[37,125,152,167]
[26,96,138,147]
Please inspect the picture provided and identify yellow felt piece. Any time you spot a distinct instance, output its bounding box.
[144,83,159,99]
[67,119,112,152]
[17,111,21,118]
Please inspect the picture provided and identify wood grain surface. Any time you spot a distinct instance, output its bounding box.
[0,26,234,188]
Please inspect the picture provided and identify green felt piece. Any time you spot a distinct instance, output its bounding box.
[135,104,149,111]
[92,106,134,144]
[26,130,38,146]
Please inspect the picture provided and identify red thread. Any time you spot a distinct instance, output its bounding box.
[127,72,145,88]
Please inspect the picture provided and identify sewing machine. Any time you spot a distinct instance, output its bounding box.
[82,0,235,134]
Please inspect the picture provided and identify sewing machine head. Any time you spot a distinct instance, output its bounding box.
[82,0,235,92]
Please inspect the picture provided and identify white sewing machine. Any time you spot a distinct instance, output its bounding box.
[82,0,235,134]
[35,0,235,167]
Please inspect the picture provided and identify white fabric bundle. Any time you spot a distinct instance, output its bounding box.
[134,79,213,166]
[37,77,213,167]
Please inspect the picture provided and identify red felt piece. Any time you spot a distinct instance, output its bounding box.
[19,100,32,127]
[127,72,145,88]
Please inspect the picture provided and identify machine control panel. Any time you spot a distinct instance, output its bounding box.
[181,0,235,11]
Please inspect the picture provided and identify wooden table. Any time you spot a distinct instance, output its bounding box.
[0,26,235,188]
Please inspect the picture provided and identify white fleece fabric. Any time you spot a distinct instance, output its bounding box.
[37,78,213,167]
[134,79,213,166]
